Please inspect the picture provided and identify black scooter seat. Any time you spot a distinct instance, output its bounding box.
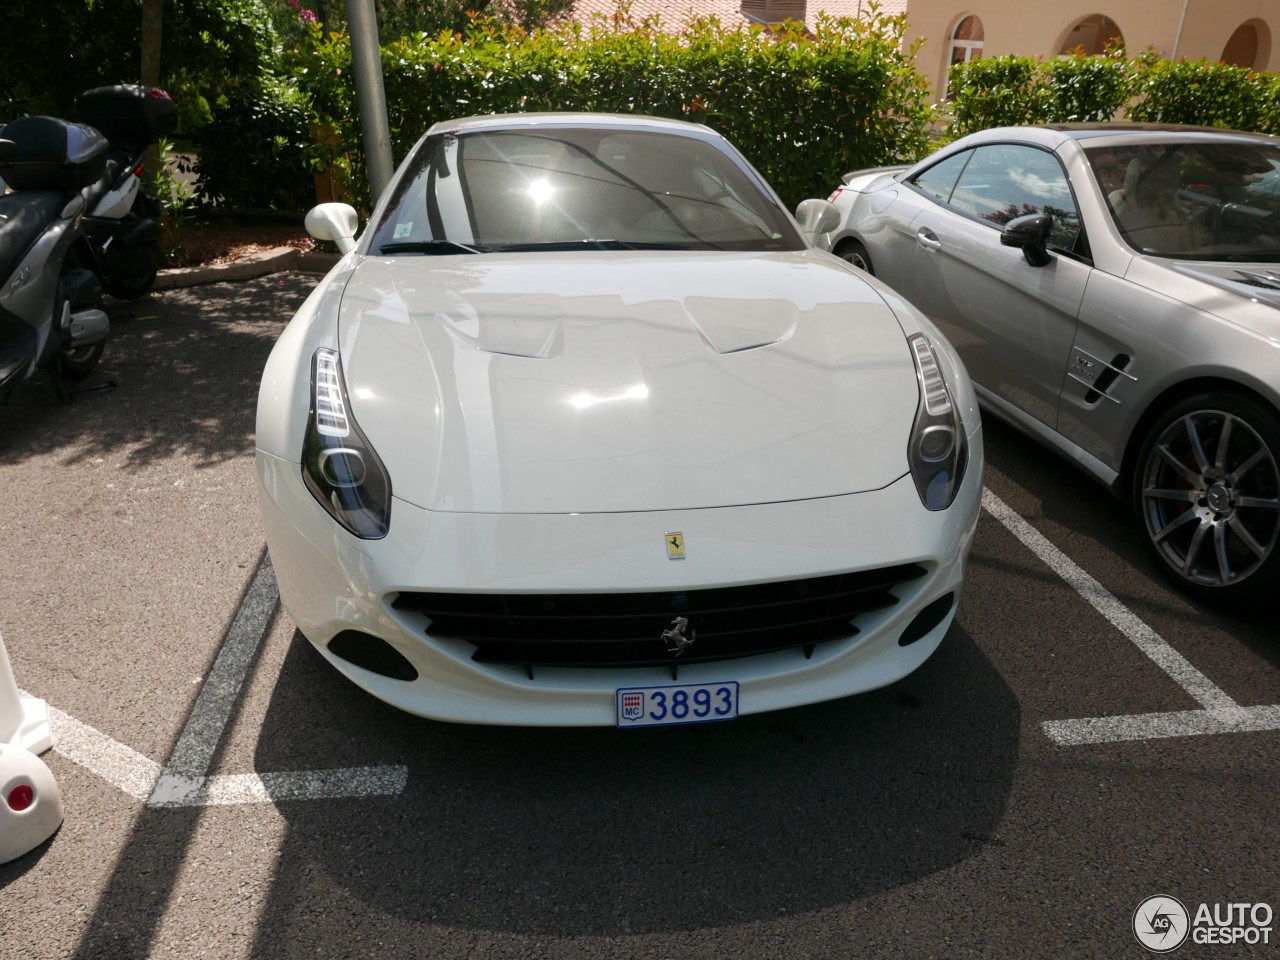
[0,190,69,283]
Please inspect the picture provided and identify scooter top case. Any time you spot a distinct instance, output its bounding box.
[78,84,178,157]
[0,116,108,193]
[0,117,105,290]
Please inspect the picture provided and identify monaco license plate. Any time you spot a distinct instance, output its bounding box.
[615,681,739,728]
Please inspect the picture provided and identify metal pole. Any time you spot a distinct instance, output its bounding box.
[1172,0,1190,60]
[344,0,395,202]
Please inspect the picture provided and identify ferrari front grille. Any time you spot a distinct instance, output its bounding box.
[392,564,927,676]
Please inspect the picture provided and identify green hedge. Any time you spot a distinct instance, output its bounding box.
[947,53,1280,139]
[1126,55,1280,134]
[293,10,936,212]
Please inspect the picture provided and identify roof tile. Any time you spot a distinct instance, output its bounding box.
[564,0,908,32]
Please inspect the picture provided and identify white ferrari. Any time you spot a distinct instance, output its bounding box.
[255,113,983,727]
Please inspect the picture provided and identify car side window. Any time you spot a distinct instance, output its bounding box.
[910,150,973,204]
[949,144,1082,252]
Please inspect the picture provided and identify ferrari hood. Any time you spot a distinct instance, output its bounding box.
[335,250,920,514]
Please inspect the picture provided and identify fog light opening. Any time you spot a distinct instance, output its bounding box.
[328,631,419,681]
[898,593,955,647]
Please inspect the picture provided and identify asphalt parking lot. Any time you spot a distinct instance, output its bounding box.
[1,272,1277,959]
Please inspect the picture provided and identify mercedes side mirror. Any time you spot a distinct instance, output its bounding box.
[1001,213,1053,267]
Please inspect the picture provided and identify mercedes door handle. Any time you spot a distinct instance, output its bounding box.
[916,228,942,251]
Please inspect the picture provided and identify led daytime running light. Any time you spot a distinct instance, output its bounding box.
[910,335,952,417]
[314,351,350,437]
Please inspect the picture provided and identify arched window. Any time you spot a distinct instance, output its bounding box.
[1059,14,1124,55]
[943,15,984,98]
[950,15,985,69]
[1221,20,1270,69]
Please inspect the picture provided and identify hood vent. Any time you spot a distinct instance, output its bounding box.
[1233,269,1280,293]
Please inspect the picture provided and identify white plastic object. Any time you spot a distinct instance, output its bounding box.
[0,633,63,863]
[0,742,64,864]
[0,633,52,754]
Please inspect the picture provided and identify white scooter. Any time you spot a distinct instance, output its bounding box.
[76,84,178,301]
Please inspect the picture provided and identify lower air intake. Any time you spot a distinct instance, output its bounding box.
[393,563,927,672]
[897,592,955,646]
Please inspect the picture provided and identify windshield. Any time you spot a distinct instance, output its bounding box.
[367,125,804,255]
[1086,139,1280,262]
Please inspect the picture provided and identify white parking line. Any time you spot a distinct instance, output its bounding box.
[179,766,409,806]
[154,556,281,789]
[981,488,1280,746]
[1043,705,1280,746]
[35,697,162,802]
[30,552,407,807]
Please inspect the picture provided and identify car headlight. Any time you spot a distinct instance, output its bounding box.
[907,334,968,511]
[301,348,392,538]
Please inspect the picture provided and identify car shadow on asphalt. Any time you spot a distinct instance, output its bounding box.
[0,275,316,470]
[235,621,1019,943]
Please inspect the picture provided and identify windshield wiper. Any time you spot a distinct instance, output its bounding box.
[377,239,487,255]
[493,239,694,252]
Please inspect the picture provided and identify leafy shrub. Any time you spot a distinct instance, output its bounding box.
[1126,58,1280,135]
[0,0,278,122]
[294,8,936,212]
[946,55,1043,136]
[947,51,1279,140]
[1041,53,1127,123]
[192,71,317,210]
[946,52,1127,137]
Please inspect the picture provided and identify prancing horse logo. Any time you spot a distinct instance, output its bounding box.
[662,616,695,656]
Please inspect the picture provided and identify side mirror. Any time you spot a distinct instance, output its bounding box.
[305,202,360,255]
[795,198,841,239]
[1000,213,1053,267]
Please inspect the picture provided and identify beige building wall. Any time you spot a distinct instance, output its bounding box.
[903,1,1279,99]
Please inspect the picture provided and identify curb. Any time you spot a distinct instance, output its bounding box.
[154,247,342,290]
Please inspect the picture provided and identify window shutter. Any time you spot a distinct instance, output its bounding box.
[741,0,805,22]
[769,0,805,22]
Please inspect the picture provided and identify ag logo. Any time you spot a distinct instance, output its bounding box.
[1133,895,1190,953]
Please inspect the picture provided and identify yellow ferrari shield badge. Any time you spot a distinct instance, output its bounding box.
[665,532,686,560]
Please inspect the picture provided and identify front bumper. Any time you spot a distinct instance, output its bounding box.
[256,426,983,725]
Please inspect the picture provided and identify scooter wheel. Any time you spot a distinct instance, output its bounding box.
[104,267,158,302]
[104,238,161,301]
[58,341,105,379]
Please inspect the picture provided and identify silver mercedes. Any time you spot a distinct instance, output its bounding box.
[806,124,1280,601]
